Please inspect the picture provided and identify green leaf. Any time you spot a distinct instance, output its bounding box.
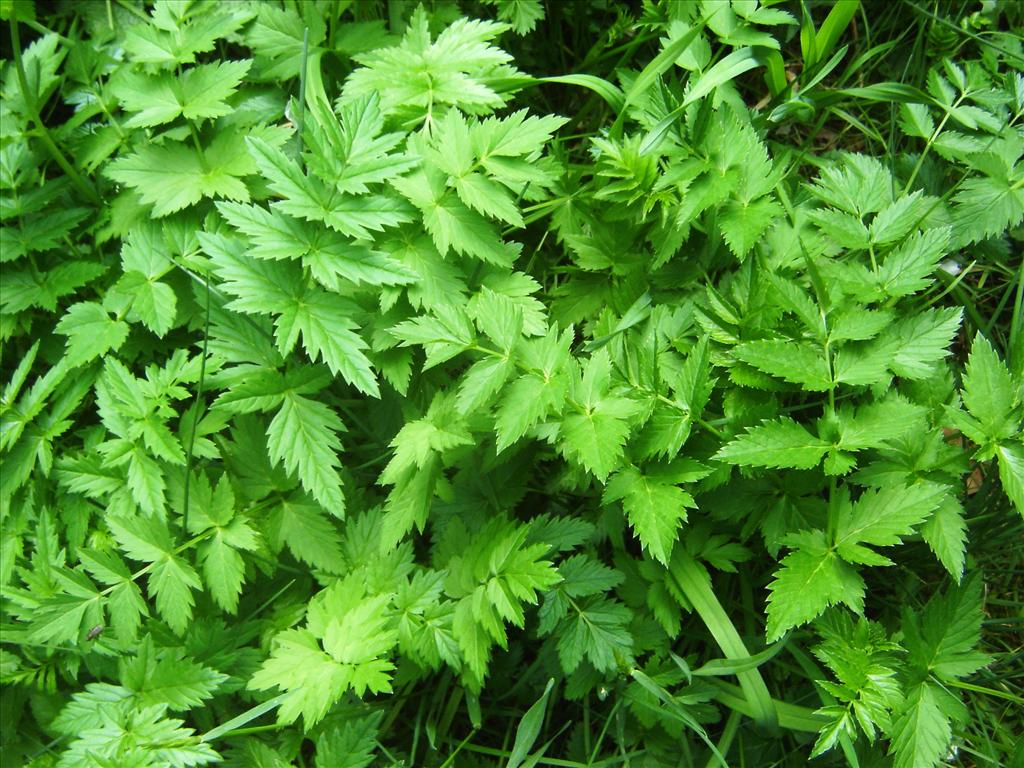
[276,289,379,397]
[557,596,633,673]
[506,678,555,768]
[495,372,568,452]
[247,136,410,240]
[177,60,252,120]
[875,228,950,298]
[315,714,382,768]
[267,393,346,515]
[454,172,523,226]
[112,60,251,127]
[122,638,226,710]
[247,3,327,80]
[267,495,344,571]
[951,175,1024,248]
[765,530,865,641]
[960,333,1020,443]
[456,356,513,414]
[715,418,829,469]
[108,514,202,635]
[560,352,640,480]
[919,495,967,581]
[146,556,203,636]
[216,201,416,287]
[836,397,926,451]
[903,573,988,682]
[486,0,545,35]
[110,271,177,337]
[732,340,832,390]
[870,191,927,246]
[54,302,130,367]
[899,102,935,138]
[890,682,953,768]
[343,8,517,117]
[604,465,693,564]
[198,514,259,614]
[248,628,356,726]
[305,94,417,195]
[718,197,782,259]
[106,131,258,216]
[834,483,946,566]
[884,307,962,380]
[997,441,1024,516]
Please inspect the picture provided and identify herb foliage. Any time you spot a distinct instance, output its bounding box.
[1,1,1022,767]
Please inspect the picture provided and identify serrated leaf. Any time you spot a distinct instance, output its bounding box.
[715,418,829,469]
[919,494,968,580]
[997,441,1024,516]
[557,596,633,673]
[765,531,865,641]
[54,302,130,367]
[834,483,946,564]
[960,333,1020,443]
[889,682,953,768]
[732,340,832,390]
[267,393,346,515]
[604,465,692,564]
[248,628,355,726]
[268,495,344,571]
[885,307,962,380]
[875,228,950,298]
[276,289,379,396]
[495,372,567,451]
[148,556,203,636]
[560,394,638,481]
[870,191,926,246]
[106,135,252,216]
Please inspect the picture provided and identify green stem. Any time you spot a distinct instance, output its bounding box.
[705,679,825,733]
[296,26,309,158]
[200,692,293,743]
[181,270,211,533]
[9,18,101,206]
[903,92,966,194]
[668,551,779,731]
[704,709,740,768]
[464,742,641,768]
[437,730,478,768]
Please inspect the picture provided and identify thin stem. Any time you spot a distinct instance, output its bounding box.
[182,271,211,533]
[9,18,101,206]
[903,92,966,195]
[296,26,309,158]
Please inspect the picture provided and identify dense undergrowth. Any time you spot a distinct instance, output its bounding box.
[1,0,1022,766]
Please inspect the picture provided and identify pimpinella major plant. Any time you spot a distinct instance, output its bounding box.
[1,1,1023,766]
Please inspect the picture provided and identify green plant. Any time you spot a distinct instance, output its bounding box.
[1,1,1022,767]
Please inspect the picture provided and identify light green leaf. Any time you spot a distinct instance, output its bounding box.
[276,289,379,397]
[885,307,962,380]
[765,531,865,642]
[715,418,829,469]
[960,333,1020,443]
[997,441,1024,516]
[732,340,832,390]
[267,393,346,515]
[106,138,250,216]
[834,483,946,565]
[889,682,952,768]
[919,494,968,581]
[148,556,203,635]
[604,465,692,564]
[267,495,344,571]
[54,302,130,367]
